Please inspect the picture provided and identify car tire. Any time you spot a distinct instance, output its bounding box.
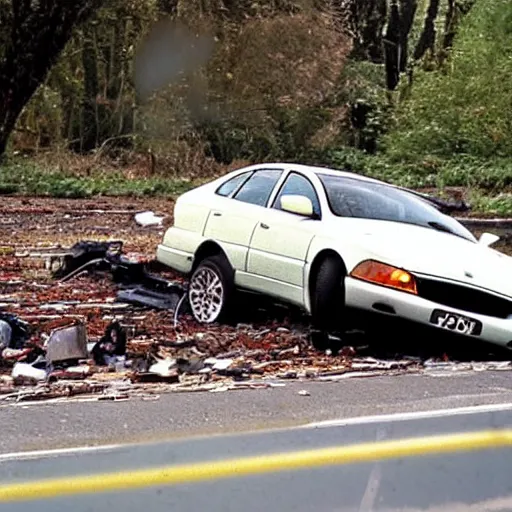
[311,256,345,350]
[188,255,234,324]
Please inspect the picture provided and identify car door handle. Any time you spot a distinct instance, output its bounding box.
[260,223,269,229]
[213,212,222,217]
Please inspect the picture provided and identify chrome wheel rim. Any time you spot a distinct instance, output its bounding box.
[189,267,224,323]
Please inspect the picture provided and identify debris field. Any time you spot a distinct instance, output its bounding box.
[0,197,510,404]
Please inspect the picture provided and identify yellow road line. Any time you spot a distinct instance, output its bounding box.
[1,429,512,503]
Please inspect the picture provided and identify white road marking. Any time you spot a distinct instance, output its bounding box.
[0,444,123,463]
[358,426,388,511]
[305,402,512,429]
[3,403,512,464]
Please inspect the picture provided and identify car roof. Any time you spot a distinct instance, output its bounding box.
[244,162,386,185]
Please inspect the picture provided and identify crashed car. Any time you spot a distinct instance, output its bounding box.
[157,163,512,350]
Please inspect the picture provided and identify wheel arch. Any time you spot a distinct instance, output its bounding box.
[191,240,233,275]
[307,249,347,311]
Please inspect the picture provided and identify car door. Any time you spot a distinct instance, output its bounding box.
[244,171,321,306]
[203,168,284,272]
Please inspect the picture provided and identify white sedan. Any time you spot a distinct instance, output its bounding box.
[156,163,512,350]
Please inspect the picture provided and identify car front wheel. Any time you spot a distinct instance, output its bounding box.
[188,255,234,324]
[311,256,345,350]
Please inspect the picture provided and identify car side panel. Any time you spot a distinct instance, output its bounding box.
[245,212,317,307]
[214,241,248,271]
[235,271,304,306]
[203,198,261,271]
[172,200,211,234]
[203,207,256,247]
[157,195,212,273]
[157,227,203,273]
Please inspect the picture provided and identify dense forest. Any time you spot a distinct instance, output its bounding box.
[0,0,510,211]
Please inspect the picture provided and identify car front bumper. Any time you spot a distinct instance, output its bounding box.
[344,277,512,349]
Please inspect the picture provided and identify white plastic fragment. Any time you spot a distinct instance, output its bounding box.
[12,362,47,381]
[134,211,164,227]
[213,359,233,371]
[65,365,91,375]
[149,358,177,377]
[204,357,234,371]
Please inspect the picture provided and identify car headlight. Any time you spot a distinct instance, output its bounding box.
[349,260,417,295]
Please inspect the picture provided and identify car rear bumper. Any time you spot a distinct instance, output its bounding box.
[344,277,512,349]
[156,244,193,274]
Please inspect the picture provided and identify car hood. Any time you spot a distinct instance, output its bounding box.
[325,218,512,298]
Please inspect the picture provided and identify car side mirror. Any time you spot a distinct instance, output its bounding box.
[478,232,500,246]
[280,194,315,217]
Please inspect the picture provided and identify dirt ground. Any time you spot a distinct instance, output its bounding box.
[0,197,511,403]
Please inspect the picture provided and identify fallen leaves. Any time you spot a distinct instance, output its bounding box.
[0,196,509,405]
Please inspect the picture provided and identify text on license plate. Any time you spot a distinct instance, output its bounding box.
[429,309,482,336]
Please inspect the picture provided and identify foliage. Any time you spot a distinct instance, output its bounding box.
[384,0,512,160]
[188,7,351,163]
[331,59,390,153]
[312,147,512,191]
[3,151,511,216]
[0,0,510,217]
[469,192,512,217]
[0,0,106,156]
[0,160,193,198]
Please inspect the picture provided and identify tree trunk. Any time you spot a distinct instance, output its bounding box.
[398,0,417,72]
[107,19,126,102]
[157,0,179,15]
[413,0,440,60]
[383,1,401,90]
[0,0,105,159]
[81,25,100,152]
[345,0,388,63]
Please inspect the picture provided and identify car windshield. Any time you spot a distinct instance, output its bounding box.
[318,174,476,242]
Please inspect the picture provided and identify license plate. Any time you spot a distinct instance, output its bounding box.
[430,309,482,336]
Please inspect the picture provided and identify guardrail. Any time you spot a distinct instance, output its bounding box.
[1,429,512,503]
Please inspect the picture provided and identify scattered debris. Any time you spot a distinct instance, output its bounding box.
[204,358,233,371]
[403,189,471,214]
[0,197,510,405]
[134,211,164,227]
[0,320,11,350]
[148,358,178,378]
[53,240,123,281]
[423,359,512,375]
[12,360,47,382]
[45,322,88,363]
[116,287,183,310]
[0,312,31,349]
[92,321,126,366]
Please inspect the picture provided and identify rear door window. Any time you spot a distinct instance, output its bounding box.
[216,171,252,197]
[233,170,283,207]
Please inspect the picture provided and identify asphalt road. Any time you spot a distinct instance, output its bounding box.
[2,372,512,454]
[2,400,512,512]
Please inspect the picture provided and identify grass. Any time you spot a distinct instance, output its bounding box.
[468,192,512,217]
[306,148,512,216]
[2,153,512,216]
[315,148,512,190]
[0,161,195,198]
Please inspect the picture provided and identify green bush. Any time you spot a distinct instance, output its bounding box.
[384,0,512,160]
[311,147,512,191]
[0,161,192,198]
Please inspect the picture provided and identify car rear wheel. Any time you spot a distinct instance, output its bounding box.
[188,255,234,324]
[311,256,345,350]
